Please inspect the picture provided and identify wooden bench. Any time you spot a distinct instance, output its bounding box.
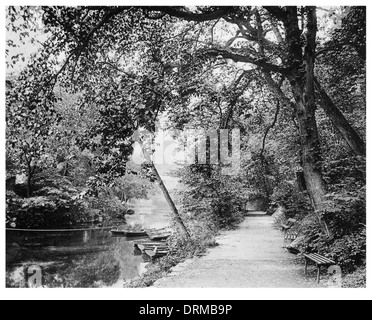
[303,253,336,283]
[282,219,303,248]
[285,229,301,241]
[280,218,297,232]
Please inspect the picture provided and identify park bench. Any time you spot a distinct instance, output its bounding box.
[282,219,303,248]
[280,218,297,232]
[303,253,336,284]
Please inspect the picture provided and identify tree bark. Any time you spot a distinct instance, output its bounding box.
[25,155,33,198]
[285,7,329,235]
[269,7,326,213]
[27,168,32,198]
[314,77,366,157]
[291,80,327,211]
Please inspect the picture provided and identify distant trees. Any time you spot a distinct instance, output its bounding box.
[112,174,155,204]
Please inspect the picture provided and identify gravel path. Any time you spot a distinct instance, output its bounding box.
[153,213,326,288]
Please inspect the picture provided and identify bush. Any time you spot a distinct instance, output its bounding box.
[328,230,366,272]
[342,266,366,288]
[322,156,366,188]
[6,188,86,229]
[83,194,127,221]
[322,188,366,238]
[271,181,312,219]
[176,164,246,230]
[5,170,136,229]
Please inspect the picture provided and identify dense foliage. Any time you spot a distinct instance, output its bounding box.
[6,80,155,229]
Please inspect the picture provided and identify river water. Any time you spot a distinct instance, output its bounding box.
[6,184,173,288]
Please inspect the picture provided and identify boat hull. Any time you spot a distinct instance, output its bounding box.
[110,230,147,237]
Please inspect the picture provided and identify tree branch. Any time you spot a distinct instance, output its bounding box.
[210,19,220,44]
[202,48,289,75]
[34,7,128,96]
[261,99,280,157]
[70,7,130,80]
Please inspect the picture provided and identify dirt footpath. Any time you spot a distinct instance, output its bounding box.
[153,213,326,288]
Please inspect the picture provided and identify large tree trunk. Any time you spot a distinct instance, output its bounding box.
[299,7,326,210]
[314,77,366,156]
[280,7,327,212]
[291,81,327,210]
[287,7,330,235]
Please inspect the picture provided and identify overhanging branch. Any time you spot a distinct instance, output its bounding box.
[261,99,280,157]
[202,48,289,75]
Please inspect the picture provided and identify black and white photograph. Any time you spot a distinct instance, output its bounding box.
[2,2,369,299]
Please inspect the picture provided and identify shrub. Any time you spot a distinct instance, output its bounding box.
[83,194,127,221]
[342,266,366,288]
[6,189,86,229]
[176,164,246,230]
[322,188,366,238]
[271,181,312,219]
[328,229,366,272]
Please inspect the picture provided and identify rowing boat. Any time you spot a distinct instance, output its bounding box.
[146,228,172,241]
[133,240,167,251]
[110,229,147,237]
[145,248,169,259]
[148,232,172,241]
[44,246,108,255]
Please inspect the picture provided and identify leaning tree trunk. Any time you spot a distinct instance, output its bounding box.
[149,162,191,238]
[137,139,190,238]
[314,77,366,157]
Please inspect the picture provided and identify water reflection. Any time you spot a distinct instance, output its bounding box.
[6,187,172,288]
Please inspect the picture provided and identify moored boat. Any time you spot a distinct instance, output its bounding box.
[44,245,108,255]
[146,228,172,241]
[148,232,172,241]
[133,240,167,251]
[144,248,169,259]
[133,240,168,258]
[110,229,147,237]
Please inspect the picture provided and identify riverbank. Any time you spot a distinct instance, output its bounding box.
[128,211,365,288]
[154,214,325,288]
[124,234,212,288]
[126,213,327,288]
